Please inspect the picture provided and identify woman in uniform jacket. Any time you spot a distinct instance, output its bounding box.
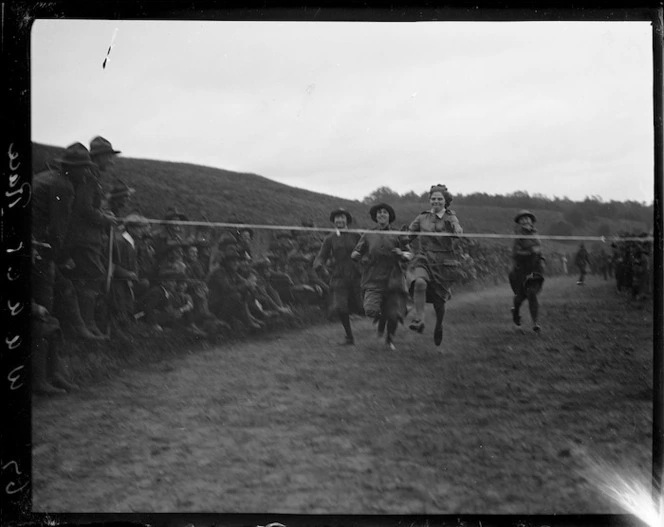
[407,184,463,347]
[351,203,413,351]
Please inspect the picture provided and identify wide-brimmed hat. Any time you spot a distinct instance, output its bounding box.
[369,203,396,224]
[514,210,537,224]
[164,208,188,221]
[124,213,149,226]
[55,143,96,167]
[106,179,135,201]
[329,208,353,224]
[217,232,238,248]
[89,136,122,157]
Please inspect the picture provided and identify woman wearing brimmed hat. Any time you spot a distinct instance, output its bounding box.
[407,184,463,347]
[509,210,545,332]
[313,207,362,345]
[351,203,413,351]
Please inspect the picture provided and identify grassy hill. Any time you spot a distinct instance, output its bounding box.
[32,142,645,254]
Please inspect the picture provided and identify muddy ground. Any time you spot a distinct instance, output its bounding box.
[32,277,653,513]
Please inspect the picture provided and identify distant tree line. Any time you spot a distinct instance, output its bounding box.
[362,187,653,233]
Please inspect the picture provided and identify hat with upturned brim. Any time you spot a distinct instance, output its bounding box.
[329,208,353,225]
[89,136,122,157]
[369,203,396,224]
[107,179,135,201]
[514,209,537,223]
[55,143,96,167]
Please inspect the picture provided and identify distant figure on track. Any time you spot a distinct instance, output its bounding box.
[351,203,413,351]
[407,184,463,347]
[313,208,362,345]
[575,243,590,285]
[509,210,545,333]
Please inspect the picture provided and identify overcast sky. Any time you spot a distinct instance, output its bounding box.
[31,19,654,203]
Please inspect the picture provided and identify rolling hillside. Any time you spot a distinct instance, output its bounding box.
[32,143,646,253]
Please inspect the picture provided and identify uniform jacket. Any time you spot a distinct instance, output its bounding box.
[512,226,542,268]
[408,209,462,255]
[353,225,411,290]
[313,231,361,281]
[65,167,113,251]
[32,169,76,262]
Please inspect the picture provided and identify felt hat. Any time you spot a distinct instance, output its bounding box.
[164,208,188,221]
[369,202,396,224]
[329,208,353,225]
[55,143,95,167]
[514,210,537,224]
[107,179,135,201]
[89,136,122,157]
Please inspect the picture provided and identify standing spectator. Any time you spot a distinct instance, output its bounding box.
[106,180,138,342]
[575,243,591,285]
[406,184,463,347]
[351,203,413,351]
[64,138,119,338]
[313,208,362,345]
[32,143,103,341]
[561,254,568,275]
[509,210,545,332]
[31,242,79,396]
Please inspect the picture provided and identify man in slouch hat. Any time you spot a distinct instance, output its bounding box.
[313,207,362,345]
[32,142,104,340]
[63,138,119,337]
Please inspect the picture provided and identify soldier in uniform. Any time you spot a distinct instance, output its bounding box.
[407,184,463,347]
[32,142,103,341]
[313,208,362,345]
[509,210,545,332]
[64,138,119,338]
[351,203,413,351]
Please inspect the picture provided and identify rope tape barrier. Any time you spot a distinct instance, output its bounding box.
[122,218,656,244]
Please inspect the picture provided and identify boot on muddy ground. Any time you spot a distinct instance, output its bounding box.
[78,289,107,339]
[32,343,66,396]
[48,338,80,392]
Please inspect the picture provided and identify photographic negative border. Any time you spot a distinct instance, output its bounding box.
[2,1,662,526]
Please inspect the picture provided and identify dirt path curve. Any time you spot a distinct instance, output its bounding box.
[32,277,653,513]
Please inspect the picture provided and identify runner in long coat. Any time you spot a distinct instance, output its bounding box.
[351,203,413,351]
[509,210,545,332]
[407,184,463,347]
[313,208,362,345]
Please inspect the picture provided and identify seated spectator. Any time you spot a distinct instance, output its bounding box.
[156,244,188,278]
[170,278,207,336]
[238,227,254,259]
[288,253,327,307]
[153,207,189,267]
[252,257,293,316]
[207,247,264,331]
[134,270,181,332]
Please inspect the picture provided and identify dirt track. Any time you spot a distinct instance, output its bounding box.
[32,277,653,513]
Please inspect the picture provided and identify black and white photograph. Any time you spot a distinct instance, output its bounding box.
[23,9,659,517]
